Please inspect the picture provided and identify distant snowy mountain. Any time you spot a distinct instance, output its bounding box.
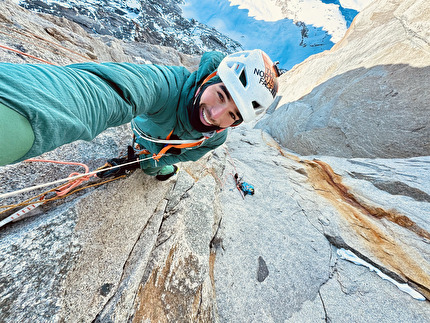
[14,0,242,55]
[14,0,373,69]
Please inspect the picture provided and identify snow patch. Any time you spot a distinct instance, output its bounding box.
[228,0,284,21]
[340,0,373,11]
[125,0,140,10]
[337,248,426,301]
[227,0,351,43]
[282,0,348,43]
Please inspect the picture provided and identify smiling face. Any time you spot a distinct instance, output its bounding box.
[198,83,243,129]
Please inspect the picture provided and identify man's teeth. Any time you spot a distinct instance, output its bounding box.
[203,110,212,125]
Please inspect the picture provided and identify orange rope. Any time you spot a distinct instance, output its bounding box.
[0,186,58,214]
[25,158,96,196]
[0,43,56,65]
[0,158,129,216]
[0,26,97,63]
[0,175,125,217]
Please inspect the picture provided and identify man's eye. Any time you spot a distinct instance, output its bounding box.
[218,92,224,102]
[229,112,236,120]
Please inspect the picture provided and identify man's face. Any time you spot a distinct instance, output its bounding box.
[198,83,242,129]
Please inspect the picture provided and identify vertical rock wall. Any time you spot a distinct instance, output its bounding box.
[258,0,430,158]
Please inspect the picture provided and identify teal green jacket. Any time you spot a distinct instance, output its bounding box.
[0,51,228,166]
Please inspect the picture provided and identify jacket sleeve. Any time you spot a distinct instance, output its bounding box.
[0,62,190,161]
[68,62,191,121]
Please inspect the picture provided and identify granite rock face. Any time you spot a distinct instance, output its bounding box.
[1,0,429,322]
[214,127,430,322]
[258,0,430,159]
[0,0,200,68]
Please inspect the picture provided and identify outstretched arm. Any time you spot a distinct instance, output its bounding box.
[0,62,190,163]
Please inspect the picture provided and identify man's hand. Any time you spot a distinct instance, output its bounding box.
[97,146,139,178]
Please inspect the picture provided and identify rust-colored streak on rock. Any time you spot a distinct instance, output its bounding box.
[132,245,213,322]
[312,160,430,240]
[209,251,216,287]
[133,246,177,323]
[304,159,430,299]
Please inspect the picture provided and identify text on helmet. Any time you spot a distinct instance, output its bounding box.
[254,68,278,97]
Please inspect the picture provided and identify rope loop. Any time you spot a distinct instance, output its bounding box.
[25,158,96,197]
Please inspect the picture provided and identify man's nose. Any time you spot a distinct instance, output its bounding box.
[210,104,226,120]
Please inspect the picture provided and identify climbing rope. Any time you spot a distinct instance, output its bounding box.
[0,153,161,226]
[0,156,151,200]
[0,154,155,227]
[0,25,97,63]
[0,43,56,65]
[0,23,98,65]
[223,147,255,198]
[0,175,123,227]
[25,158,96,197]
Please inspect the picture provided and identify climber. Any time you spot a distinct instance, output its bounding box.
[0,49,280,180]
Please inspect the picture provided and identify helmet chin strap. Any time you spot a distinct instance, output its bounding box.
[193,70,218,104]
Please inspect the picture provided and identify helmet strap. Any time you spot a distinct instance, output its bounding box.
[194,71,218,101]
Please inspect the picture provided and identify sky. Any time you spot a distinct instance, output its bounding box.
[12,0,374,70]
[182,0,374,69]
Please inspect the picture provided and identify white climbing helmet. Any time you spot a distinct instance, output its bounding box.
[217,49,280,123]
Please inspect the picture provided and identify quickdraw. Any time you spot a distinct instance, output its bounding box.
[0,196,46,228]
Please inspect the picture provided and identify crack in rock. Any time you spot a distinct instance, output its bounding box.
[350,172,430,203]
[209,217,223,250]
[318,291,331,323]
[91,197,169,322]
[397,16,430,47]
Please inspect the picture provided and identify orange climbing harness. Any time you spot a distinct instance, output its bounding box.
[153,130,207,161]
[132,70,222,161]
[131,120,217,162]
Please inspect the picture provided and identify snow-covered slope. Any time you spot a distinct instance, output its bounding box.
[14,0,242,55]
[181,0,369,68]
